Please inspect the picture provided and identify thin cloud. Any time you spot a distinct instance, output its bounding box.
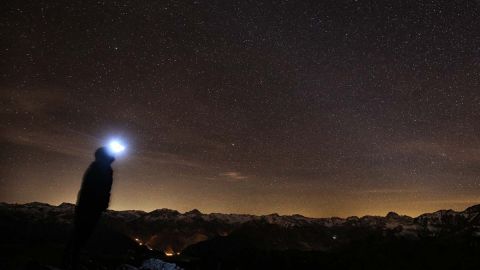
[220,171,248,182]
[356,189,419,194]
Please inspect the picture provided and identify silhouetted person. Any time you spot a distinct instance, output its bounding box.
[64,147,115,269]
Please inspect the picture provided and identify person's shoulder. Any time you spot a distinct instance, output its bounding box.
[89,161,101,169]
[86,162,108,173]
[94,161,113,172]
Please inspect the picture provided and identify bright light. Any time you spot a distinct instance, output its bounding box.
[108,140,126,154]
[164,247,175,256]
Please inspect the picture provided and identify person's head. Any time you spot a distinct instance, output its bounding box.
[94,147,115,164]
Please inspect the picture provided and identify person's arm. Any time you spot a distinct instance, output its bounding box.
[98,168,113,211]
[77,165,96,206]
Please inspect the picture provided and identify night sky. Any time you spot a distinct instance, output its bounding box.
[1,1,480,217]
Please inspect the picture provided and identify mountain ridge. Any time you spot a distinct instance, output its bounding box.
[7,200,479,220]
[2,201,480,253]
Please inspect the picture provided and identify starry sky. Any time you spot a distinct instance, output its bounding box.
[1,0,480,217]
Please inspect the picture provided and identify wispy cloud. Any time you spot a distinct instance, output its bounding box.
[383,140,480,163]
[356,189,419,194]
[1,88,68,114]
[133,150,203,168]
[1,128,101,161]
[418,199,480,205]
[220,171,248,182]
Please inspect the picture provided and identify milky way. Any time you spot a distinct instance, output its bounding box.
[1,0,480,217]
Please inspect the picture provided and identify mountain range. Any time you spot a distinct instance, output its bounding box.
[2,202,480,252]
[1,202,480,269]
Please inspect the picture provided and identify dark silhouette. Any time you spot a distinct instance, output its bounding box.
[64,147,115,269]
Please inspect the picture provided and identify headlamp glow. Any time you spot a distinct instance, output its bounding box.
[108,139,126,154]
